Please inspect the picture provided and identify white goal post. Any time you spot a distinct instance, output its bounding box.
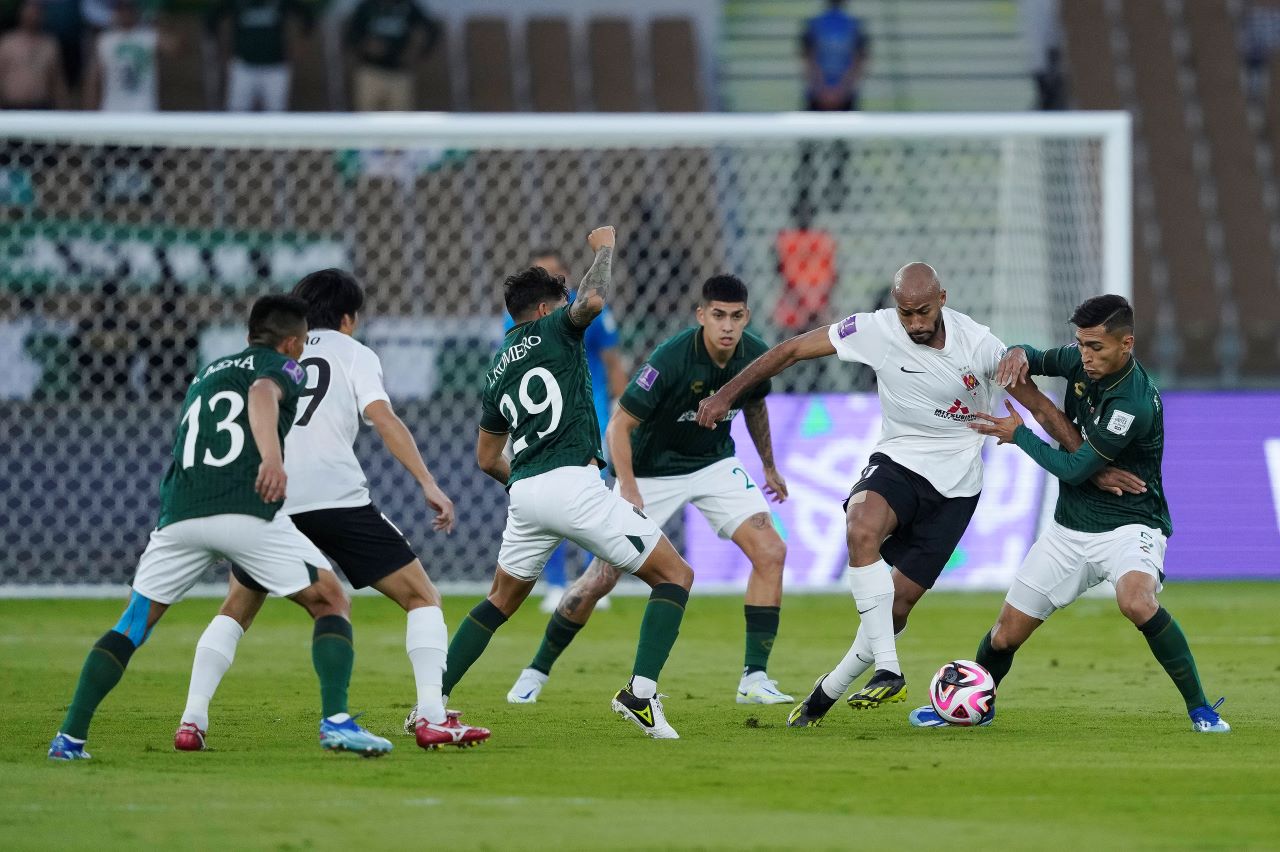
[0,111,1130,596]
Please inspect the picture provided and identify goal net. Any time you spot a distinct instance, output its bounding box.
[0,112,1129,594]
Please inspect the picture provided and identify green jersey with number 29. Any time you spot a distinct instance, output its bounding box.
[480,307,605,487]
[157,347,305,528]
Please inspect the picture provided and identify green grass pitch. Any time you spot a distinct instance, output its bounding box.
[2,583,1278,850]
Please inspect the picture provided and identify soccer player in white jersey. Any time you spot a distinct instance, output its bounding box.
[697,262,1141,726]
[173,269,489,752]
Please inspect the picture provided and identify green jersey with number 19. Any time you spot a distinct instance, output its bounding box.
[157,347,305,528]
[480,307,605,487]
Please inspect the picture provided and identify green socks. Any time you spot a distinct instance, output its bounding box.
[61,630,137,740]
[743,605,780,674]
[632,584,689,681]
[312,615,354,719]
[1138,607,1208,711]
[975,630,1016,686]
[530,611,585,676]
[443,599,508,696]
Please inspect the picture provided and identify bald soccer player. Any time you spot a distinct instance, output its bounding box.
[696,263,1145,727]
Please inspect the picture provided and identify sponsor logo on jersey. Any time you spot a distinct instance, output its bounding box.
[677,408,739,423]
[1107,409,1134,435]
[836,315,858,338]
[282,359,304,384]
[637,364,660,390]
[933,399,977,422]
[486,334,542,386]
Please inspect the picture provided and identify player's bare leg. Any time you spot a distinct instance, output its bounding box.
[611,536,693,738]
[732,512,792,704]
[1114,571,1228,732]
[509,557,622,703]
[176,573,267,751]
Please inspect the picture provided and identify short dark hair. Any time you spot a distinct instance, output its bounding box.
[291,268,365,330]
[1070,294,1134,335]
[504,266,569,320]
[248,294,309,347]
[701,274,749,305]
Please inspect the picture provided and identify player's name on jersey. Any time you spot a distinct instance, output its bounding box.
[487,333,543,386]
[197,354,260,381]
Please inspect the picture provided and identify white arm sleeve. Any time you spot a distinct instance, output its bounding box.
[353,345,392,425]
[978,331,1009,381]
[827,311,890,369]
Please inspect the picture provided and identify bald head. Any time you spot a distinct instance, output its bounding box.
[891,262,948,347]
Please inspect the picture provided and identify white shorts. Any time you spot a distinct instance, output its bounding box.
[132,513,332,605]
[1006,520,1167,620]
[634,456,771,539]
[227,59,290,112]
[498,465,664,581]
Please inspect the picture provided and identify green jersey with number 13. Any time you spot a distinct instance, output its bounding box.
[479,307,605,487]
[157,347,305,528]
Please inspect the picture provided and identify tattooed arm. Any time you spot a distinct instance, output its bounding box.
[567,226,616,328]
[743,398,788,502]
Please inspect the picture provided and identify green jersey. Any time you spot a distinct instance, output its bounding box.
[619,327,771,478]
[479,307,605,487]
[1013,344,1172,536]
[157,347,305,528]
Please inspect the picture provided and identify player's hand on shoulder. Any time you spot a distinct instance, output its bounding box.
[255,459,287,503]
[969,400,1023,445]
[587,225,615,252]
[995,347,1030,388]
[763,466,789,503]
[619,480,645,510]
[422,480,456,533]
[695,392,729,429]
[1090,466,1146,497]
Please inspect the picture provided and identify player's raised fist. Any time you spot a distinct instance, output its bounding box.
[587,226,615,252]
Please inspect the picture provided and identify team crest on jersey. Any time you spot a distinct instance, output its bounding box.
[1074,381,1085,398]
[637,364,660,390]
[690,380,705,395]
[836,315,858,338]
[283,359,304,384]
[961,371,979,392]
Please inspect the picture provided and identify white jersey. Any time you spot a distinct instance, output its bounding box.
[283,329,391,515]
[96,27,159,112]
[827,306,1006,498]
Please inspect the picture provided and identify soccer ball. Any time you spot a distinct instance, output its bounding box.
[928,659,995,726]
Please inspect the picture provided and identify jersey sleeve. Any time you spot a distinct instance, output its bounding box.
[1016,343,1083,379]
[977,331,1009,381]
[1012,425,1110,486]
[479,386,509,434]
[553,305,588,340]
[352,346,392,425]
[258,354,305,402]
[827,312,889,369]
[618,352,670,421]
[1085,396,1153,462]
[585,306,621,353]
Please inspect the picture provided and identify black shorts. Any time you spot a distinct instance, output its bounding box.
[844,453,979,590]
[232,503,418,592]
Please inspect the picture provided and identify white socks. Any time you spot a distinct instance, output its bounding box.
[181,614,244,730]
[843,559,900,676]
[631,675,658,699]
[407,606,448,725]
[822,623,907,700]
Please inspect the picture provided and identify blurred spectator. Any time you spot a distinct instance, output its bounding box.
[1020,0,1065,110]
[345,0,439,112]
[0,1,69,109]
[801,0,869,112]
[1243,1,1280,99]
[207,0,313,112]
[84,0,172,111]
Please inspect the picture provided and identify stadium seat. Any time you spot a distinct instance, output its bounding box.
[287,16,328,111]
[588,18,641,111]
[650,18,702,112]
[1120,0,1221,378]
[465,17,516,111]
[157,12,209,110]
[415,19,455,110]
[527,17,577,112]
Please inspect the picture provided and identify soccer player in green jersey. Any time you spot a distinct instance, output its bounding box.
[445,225,696,739]
[48,295,393,760]
[909,295,1229,732]
[506,273,794,707]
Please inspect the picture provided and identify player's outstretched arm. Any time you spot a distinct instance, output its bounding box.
[695,327,835,428]
[476,428,511,486]
[365,400,455,533]
[606,407,644,509]
[247,378,287,503]
[567,226,615,328]
[971,402,1110,486]
[743,399,788,502]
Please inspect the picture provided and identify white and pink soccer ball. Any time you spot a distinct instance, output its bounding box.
[928,660,995,726]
